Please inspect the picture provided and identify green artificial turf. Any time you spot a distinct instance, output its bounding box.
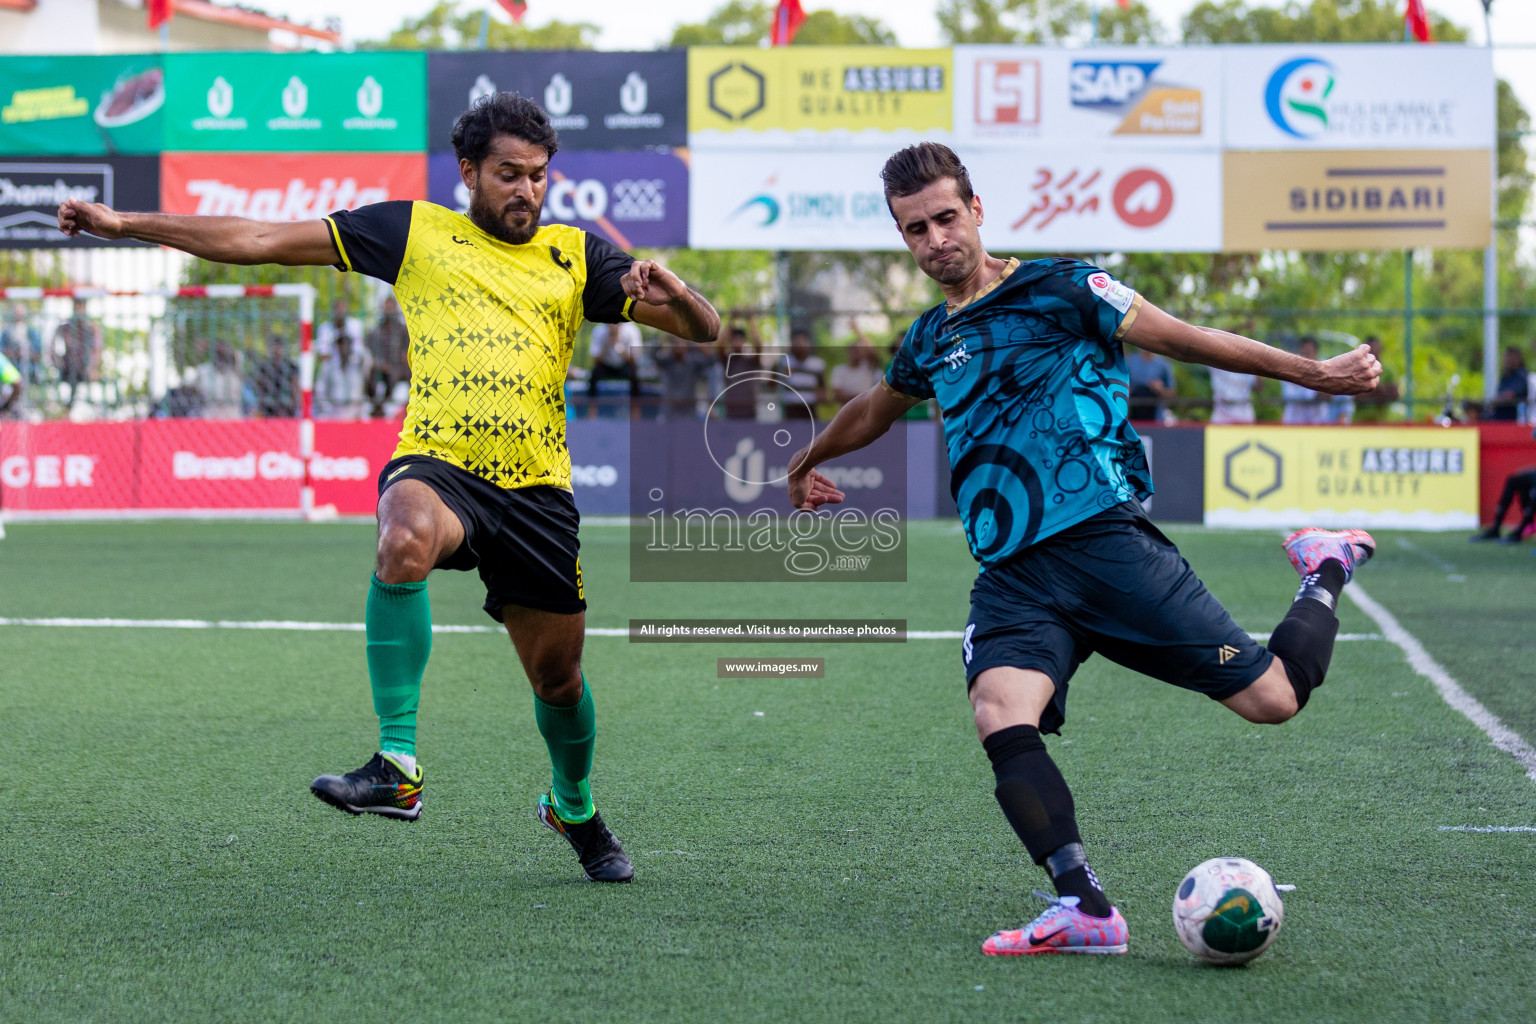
[1,520,1533,1023]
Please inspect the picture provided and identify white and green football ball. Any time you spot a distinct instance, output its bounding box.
[1172,857,1286,966]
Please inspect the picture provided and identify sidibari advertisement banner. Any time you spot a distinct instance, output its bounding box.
[950,46,1222,148]
[1222,148,1491,251]
[161,52,425,152]
[0,56,164,155]
[970,148,1222,253]
[688,46,952,142]
[1223,45,1495,151]
[0,156,159,248]
[689,148,897,250]
[160,152,427,220]
[428,51,685,150]
[427,148,688,249]
[1203,426,1480,530]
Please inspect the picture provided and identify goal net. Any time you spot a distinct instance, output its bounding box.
[0,284,325,520]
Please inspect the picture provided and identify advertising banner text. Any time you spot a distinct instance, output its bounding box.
[161,152,427,220]
[0,55,163,155]
[0,156,158,247]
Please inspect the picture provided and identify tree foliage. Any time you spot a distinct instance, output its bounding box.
[367,1,597,50]
[937,0,1162,46]
[668,2,896,48]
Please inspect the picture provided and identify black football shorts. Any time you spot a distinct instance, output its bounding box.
[378,454,585,619]
[963,502,1271,734]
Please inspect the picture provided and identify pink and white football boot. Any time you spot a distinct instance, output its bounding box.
[982,891,1129,956]
[1282,527,1375,581]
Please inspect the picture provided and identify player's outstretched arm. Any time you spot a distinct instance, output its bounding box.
[786,382,920,510]
[57,199,339,267]
[1123,300,1381,397]
[623,259,720,342]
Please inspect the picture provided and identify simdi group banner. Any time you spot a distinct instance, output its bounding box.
[1203,426,1480,530]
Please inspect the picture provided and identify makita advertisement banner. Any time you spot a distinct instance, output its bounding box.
[428,51,686,151]
[427,148,688,249]
[0,55,164,155]
[161,52,426,152]
[160,152,427,220]
[0,156,159,247]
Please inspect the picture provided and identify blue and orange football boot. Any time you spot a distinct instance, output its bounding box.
[310,752,423,821]
[1282,527,1375,581]
[982,891,1129,956]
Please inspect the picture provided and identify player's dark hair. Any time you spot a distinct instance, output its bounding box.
[880,142,974,219]
[451,92,560,166]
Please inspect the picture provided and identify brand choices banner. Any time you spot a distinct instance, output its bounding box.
[0,55,164,155]
[1203,426,1480,529]
[428,148,688,249]
[0,155,159,247]
[428,51,686,151]
[161,152,427,220]
[162,52,425,152]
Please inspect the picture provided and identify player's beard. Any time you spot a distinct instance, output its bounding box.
[925,246,977,285]
[467,184,543,245]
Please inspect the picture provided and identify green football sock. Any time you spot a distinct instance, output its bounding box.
[365,574,432,758]
[534,676,596,823]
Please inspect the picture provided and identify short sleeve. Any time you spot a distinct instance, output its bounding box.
[582,233,635,324]
[1036,259,1143,345]
[883,322,934,402]
[0,353,18,385]
[325,201,413,285]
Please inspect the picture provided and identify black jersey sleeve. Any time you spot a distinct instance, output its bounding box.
[581,233,636,324]
[325,201,414,285]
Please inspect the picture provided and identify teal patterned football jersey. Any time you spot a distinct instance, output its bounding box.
[885,258,1152,568]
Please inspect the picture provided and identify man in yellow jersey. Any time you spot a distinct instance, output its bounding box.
[58,93,720,882]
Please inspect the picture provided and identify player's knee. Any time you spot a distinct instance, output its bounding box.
[375,520,436,583]
[527,657,582,704]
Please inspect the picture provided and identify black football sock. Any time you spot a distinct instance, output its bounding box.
[1268,558,1344,712]
[984,724,1113,918]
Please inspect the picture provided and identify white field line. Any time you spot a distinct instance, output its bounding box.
[1437,825,1536,833]
[1346,582,1536,784]
[0,616,1380,643]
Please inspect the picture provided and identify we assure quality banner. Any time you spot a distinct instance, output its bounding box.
[1203,426,1480,530]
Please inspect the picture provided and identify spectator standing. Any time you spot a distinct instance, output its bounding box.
[721,322,760,420]
[1351,335,1401,423]
[251,334,299,417]
[197,340,244,419]
[1490,346,1528,422]
[831,331,885,404]
[1282,337,1333,424]
[367,294,411,417]
[781,327,826,420]
[315,332,373,419]
[587,320,641,409]
[2,305,43,385]
[653,334,712,419]
[1126,344,1176,421]
[53,297,102,410]
[1209,367,1258,424]
[315,297,363,360]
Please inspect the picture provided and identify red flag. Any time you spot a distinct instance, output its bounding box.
[497,0,528,24]
[1118,0,1131,9]
[770,0,805,46]
[147,0,174,31]
[1405,0,1432,43]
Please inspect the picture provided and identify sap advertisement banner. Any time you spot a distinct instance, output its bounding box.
[0,55,164,155]
[161,153,427,220]
[1203,426,1480,530]
[0,156,159,248]
[970,149,1221,252]
[1223,45,1495,151]
[427,149,688,248]
[951,47,1221,148]
[161,53,426,152]
[688,46,952,143]
[428,52,686,150]
[1222,148,1491,251]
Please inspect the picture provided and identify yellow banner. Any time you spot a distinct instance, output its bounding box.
[1222,149,1491,251]
[688,47,953,135]
[1204,427,1480,530]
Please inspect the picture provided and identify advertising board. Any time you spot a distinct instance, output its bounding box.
[161,152,427,220]
[0,55,164,155]
[0,156,158,247]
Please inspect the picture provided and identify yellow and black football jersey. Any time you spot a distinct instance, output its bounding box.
[324,200,634,491]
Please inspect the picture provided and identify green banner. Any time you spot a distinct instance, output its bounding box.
[163,52,425,152]
[0,56,164,155]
